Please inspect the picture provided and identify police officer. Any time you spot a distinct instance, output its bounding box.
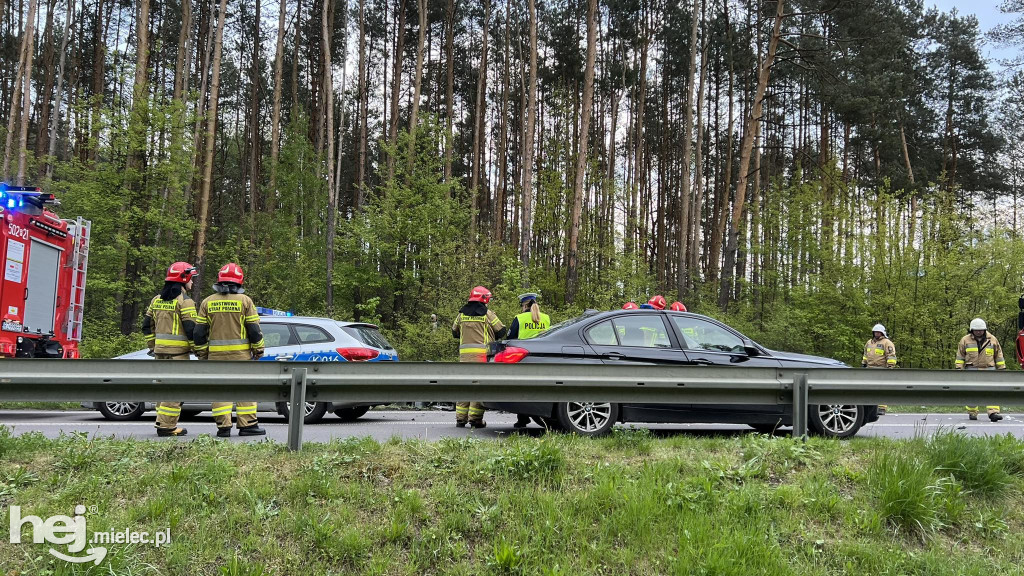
[507,293,550,428]
[452,286,506,428]
[146,262,198,437]
[194,263,267,437]
[955,318,1006,422]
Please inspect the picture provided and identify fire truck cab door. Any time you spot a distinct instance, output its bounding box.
[24,239,61,334]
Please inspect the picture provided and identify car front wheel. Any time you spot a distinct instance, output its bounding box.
[334,406,370,421]
[809,404,863,438]
[554,402,618,436]
[277,401,329,424]
[97,402,146,421]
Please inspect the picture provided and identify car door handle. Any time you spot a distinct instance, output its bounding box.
[275,355,294,361]
[603,352,625,359]
[690,358,713,365]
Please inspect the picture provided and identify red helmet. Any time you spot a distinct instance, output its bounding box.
[648,295,667,310]
[217,263,245,285]
[622,302,639,310]
[468,286,492,303]
[165,261,197,283]
[670,301,687,312]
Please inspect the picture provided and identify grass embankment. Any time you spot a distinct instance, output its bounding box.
[0,403,84,410]
[1,427,1023,575]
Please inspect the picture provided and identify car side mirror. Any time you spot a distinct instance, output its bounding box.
[741,338,760,357]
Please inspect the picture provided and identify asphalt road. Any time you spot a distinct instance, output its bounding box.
[0,409,1021,442]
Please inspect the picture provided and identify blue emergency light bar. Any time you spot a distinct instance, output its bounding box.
[256,307,295,317]
[0,183,54,209]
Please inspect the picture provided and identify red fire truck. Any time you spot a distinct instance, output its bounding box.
[0,183,89,358]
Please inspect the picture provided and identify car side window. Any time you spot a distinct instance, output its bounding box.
[294,324,333,344]
[586,320,619,346]
[671,317,744,353]
[261,323,296,348]
[610,315,672,348]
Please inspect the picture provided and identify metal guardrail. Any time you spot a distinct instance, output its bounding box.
[1,360,1022,450]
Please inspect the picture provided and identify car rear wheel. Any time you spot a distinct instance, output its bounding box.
[809,404,863,438]
[278,401,329,424]
[334,406,370,421]
[554,402,618,436]
[98,402,146,421]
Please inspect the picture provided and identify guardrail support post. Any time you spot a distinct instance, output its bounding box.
[792,372,808,439]
[287,368,307,451]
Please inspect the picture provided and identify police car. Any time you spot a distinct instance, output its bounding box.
[86,309,399,423]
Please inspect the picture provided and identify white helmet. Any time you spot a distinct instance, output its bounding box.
[872,324,887,337]
[970,318,987,331]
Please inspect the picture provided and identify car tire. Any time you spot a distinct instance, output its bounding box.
[554,402,618,436]
[278,401,329,424]
[748,422,784,435]
[809,404,864,438]
[334,406,370,421]
[97,402,146,421]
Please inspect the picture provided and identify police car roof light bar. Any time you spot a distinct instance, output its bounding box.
[256,307,295,317]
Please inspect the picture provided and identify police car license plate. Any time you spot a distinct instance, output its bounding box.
[2,319,22,332]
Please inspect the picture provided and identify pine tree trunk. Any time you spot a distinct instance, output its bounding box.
[173,0,191,101]
[44,0,76,178]
[2,15,29,180]
[444,0,455,184]
[470,0,490,239]
[628,13,649,259]
[719,0,784,310]
[11,0,38,184]
[386,0,407,182]
[355,0,368,207]
[520,0,537,279]
[269,0,286,205]
[405,0,426,175]
[676,0,701,298]
[192,0,229,298]
[324,0,337,314]
[34,0,57,165]
[566,0,597,305]
[494,0,511,241]
[248,0,262,216]
[334,0,348,207]
[709,0,734,286]
[689,35,708,285]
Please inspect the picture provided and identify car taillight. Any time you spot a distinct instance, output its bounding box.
[336,347,380,361]
[494,346,529,363]
[0,342,14,357]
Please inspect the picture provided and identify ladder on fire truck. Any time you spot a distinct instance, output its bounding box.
[65,217,90,342]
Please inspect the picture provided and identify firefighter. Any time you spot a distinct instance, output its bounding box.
[507,293,550,429]
[194,263,267,437]
[955,318,1006,422]
[670,301,687,312]
[452,286,506,428]
[147,262,198,437]
[862,324,897,369]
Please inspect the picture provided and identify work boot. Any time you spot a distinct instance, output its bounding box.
[468,420,487,429]
[156,427,188,437]
[216,427,232,438]
[238,425,267,437]
[513,415,530,429]
[968,409,979,421]
[877,405,888,416]
[989,412,1004,422]
[455,420,467,428]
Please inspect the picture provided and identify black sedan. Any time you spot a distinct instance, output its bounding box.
[486,309,878,437]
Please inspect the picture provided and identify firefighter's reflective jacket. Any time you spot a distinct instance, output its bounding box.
[955,332,1006,370]
[194,292,264,360]
[142,293,197,356]
[862,337,897,368]
[452,301,505,361]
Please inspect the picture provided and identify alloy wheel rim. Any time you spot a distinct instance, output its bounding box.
[566,402,612,432]
[106,402,141,416]
[817,404,858,434]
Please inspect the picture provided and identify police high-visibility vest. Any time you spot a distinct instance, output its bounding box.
[515,311,551,339]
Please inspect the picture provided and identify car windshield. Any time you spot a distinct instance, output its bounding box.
[541,310,602,337]
[341,324,394,350]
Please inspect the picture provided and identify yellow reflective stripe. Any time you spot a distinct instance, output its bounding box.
[194,344,209,350]
[156,407,181,415]
[460,315,486,322]
[244,315,260,322]
[211,407,233,415]
[209,344,253,352]
[155,339,191,347]
[997,361,1006,367]
[146,335,156,341]
[460,348,487,354]
[252,339,264,348]
[955,360,965,366]
[235,407,257,415]
[195,317,209,324]
[180,307,196,314]
[886,358,897,364]
[965,347,978,352]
